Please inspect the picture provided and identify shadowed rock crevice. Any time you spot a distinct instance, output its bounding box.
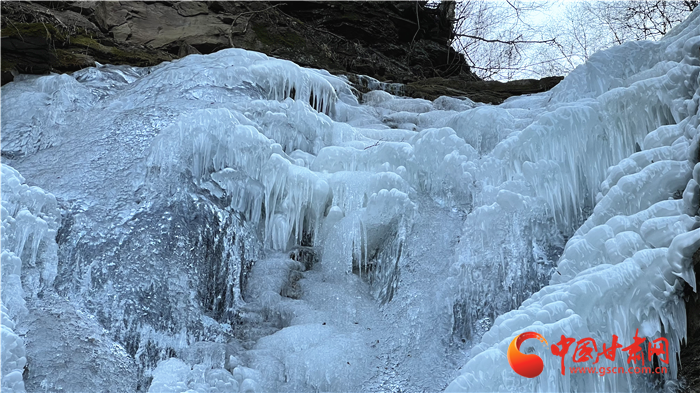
[680,248,700,392]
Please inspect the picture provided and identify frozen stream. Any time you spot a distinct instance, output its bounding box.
[241,197,468,392]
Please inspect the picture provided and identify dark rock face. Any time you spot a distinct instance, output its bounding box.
[1,1,470,81]
[1,2,173,74]
[680,250,700,392]
[405,76,565,104]
[1,1,561,103]
[271,1,472,82]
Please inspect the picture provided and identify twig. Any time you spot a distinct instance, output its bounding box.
[456,34,556,45]
[228,3,285,46]
[5,18,24,41]
[411,2,421,45]
[364,139,384,150]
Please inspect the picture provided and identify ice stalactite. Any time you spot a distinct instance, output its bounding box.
[447,9,700,393]
[1,165,60,393]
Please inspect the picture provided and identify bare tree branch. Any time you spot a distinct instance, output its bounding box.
[455,34,556,46]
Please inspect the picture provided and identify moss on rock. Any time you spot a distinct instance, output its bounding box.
[252,23,305,49]
[1,22,64,41]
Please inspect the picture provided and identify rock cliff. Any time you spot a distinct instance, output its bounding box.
[1,1,561,103]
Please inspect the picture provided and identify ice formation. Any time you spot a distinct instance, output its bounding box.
[446,9,700,393]
[1,165,60,393]
[0,7,699,393]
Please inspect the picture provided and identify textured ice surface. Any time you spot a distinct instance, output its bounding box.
[1,9,699,393]
[447,9,700,393]
[1,165,59,393]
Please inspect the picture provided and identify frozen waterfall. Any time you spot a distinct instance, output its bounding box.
[1,8,700,393]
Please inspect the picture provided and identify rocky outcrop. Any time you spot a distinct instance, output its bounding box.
[404,75,564,104]
[1,1,561,103]
[1,2,175,83]
[680,249,700,392]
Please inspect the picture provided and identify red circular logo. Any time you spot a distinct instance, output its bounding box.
[507,331,548,378]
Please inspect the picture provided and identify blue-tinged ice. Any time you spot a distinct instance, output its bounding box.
[1,8,699,393]
[447,9,700,393]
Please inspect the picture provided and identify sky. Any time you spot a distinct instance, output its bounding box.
[459,0,696,80]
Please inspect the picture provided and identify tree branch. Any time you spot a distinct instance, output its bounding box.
[455,34,556,45]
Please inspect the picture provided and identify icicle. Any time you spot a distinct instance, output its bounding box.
[1,165,60,393]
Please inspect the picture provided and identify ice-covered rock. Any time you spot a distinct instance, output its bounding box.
[446,8,700,393]
[1,165,61,393]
